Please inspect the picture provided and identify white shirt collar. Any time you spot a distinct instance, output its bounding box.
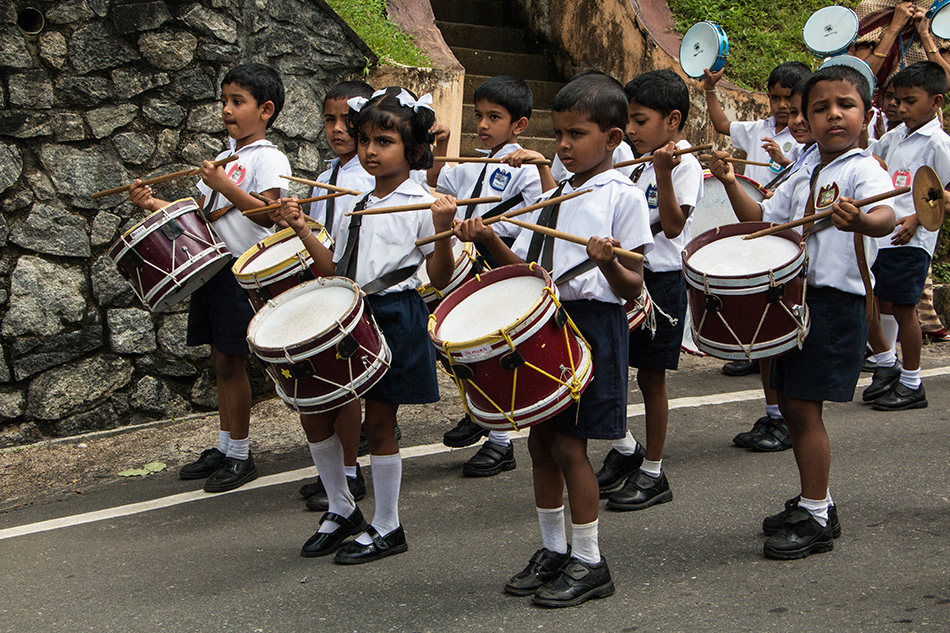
[227,137,276,153]
[903,116,942,139]
[367,177,429,204]
[475,142,522,158]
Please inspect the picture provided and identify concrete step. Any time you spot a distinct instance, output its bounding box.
[463,74,565,109]
[461,103,552,138]
[434,21,528,54]
[460,132,556,158]
[451,47,558,82]
[430,0,506,26]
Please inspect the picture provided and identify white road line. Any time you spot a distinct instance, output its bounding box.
[2,364,948,542]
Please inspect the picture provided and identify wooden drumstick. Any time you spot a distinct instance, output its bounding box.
[91,155,239,199]
[613,143,713,168]
[346,196,503,216]
[281,175,363,196]
[241,191,348,217]
[432,156,552,166]
[500,217,644,261]
[699,154,772,168]
[415,187,594,246]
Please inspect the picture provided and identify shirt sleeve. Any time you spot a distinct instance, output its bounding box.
[729,120,760,153]
[613,186,655,256]
[435,163,457,196]
[253,148,291,195]
[672,157,704,209]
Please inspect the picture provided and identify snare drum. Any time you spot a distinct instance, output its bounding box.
[803,5,858,58]
[688,172,766,239]
[680,22,729,78]
[232,222,333,310]
[246,277,391,413]
[429,263,593,431]
[625,287,653,331]
[928,0,950,39]
[109,198,231,312]
[683,222,810,360]
[818,54,876,94]
[417,239,480,313]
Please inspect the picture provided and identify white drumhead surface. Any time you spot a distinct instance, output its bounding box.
[803,6,858,55]
[933,3,950,39]
[242,238,307,273]
[252,285,355,348]
[688,234,799,276]
[438,276,546,342]
[681,23,723,78]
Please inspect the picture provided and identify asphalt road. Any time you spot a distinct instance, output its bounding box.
[1,355,948,633]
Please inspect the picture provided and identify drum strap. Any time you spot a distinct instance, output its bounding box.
[554,259,598,286]
[526,181,569,271]
[463,165,488,220]
[324,162,341,230]
[855,234,875,325]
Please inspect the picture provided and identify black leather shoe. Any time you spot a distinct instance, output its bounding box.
[722,360,759,376]
[763,508,835,560]
[504,547,572,596]
[334,525,408,565]
[443,415,489,448]
[306,465,367,511]
[301,506,367,557]
[762,496,841,538]
[595,445,645,496]
[862,362,902,401]
[203,454,258,492]
[732,416,773,448]
[462,440,516,477]
[179,447,226,480]
[606,470,672,511]
[749,418,792,452]
[532,557,615,608]
[358,423,402,456]
[871,382,928,411]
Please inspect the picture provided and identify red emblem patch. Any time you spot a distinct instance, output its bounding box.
[893,168,911,188]
[815,182,839,209]
[227,162,246,186]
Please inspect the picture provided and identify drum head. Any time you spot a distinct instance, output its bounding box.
[913,165,945,231]
[437,274,546,343]
[818,54,876,94]
[803,6,858,57]
[249,280,357,349]
[930,0,950,39]
[680,22,727,79]
[240,238,307,274]
[687,233,802,276]
[689,173,765,238]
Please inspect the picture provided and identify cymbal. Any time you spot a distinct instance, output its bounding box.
[912,165,945,232]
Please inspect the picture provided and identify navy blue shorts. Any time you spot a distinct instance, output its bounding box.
[770,286,867,402]
[872,247,930,305]
[546,301,629,440]
[629,269,687,370]
[364,290,439,405]
[187,262,255,356]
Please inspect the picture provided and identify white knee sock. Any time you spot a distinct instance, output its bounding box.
[487,430,511,446]
[872,349,897,367]
[226,437,249,461]
[640,458,662,477]
[798,496,829,527]
[357,453,401,544]
[899,366,921,389]
[309,435,354,534]
[611,429,640,456]
[881,314,899,353]
[571,520,601,564]
[217,431,230,454]
[537,506,568,554]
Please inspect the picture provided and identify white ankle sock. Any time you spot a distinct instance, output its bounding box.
[571,520,601,564]
[825,489,834,507]
[640,458,662,477]
[309,435,354,534]
[217,431,230,454]
[872,349,897,367]
[899,366,921,389]
[798,496,829,527]
[881,314,899,352]
[537,506,568,554]
[765,404,782,419]
[344,465,357,479]
[357,453,401,544]
[487,430,511,446]
[226,437,249,461]
[611,430,640,456]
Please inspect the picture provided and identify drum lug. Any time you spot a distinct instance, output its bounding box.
[500,349,525,371]
[450,363,474,381]
[767,284,785,304]
[336,334,359,359]
[298,266,317,284]
[555,307,568,328]
[282,361,316,379]
[704,293,723,312]
[160,218,185,241]
[254,287,272,306]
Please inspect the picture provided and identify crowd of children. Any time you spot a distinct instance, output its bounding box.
[122,18,948,605]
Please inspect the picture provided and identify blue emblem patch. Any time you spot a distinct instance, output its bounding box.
[488,168,511,191]
[646,184,658,208]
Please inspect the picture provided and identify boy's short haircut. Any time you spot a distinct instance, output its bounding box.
[892,61,947,98]
[325,80,374,106]
[222,63,285,127]
[768,61,813,91]
[801,65,873,119]
[473,75,533,120]
[791,74,813,98]
[624,69,690,131]
[552,72,627,131]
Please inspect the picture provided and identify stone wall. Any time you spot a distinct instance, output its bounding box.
[0,0,374,447]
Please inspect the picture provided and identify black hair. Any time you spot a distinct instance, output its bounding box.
[347,86,436,170]
[892,61,948,97]
[790,73,812,97]
[473,75,533,121]
[801,65,873,120]
[221,63,284,128]
[325,80,374,106]
[551,72,628,131]
[768,61,813,91]
[624,69,690,131]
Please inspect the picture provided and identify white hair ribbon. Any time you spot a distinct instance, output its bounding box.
[371,88,387,99]
[396,89,434,112]
[347,96,368,112]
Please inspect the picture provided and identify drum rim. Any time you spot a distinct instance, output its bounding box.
[691,311,811,361]
[683,221,806,282]
[118,198,201,246]
[803,6,859,56]
[680,21,729,78]
[418,241,476,296]
[146,251,232,312]
[232,221,327,281]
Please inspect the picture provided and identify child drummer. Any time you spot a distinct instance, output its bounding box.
[453,72,653,607]
[708,65,896,559]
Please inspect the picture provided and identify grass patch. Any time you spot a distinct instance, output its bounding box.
[668,0,859,91]
[327,0,431,68]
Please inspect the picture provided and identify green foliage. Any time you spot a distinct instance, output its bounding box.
[668,0,859,90]
[933,260,950,283]
[327,0,431,68]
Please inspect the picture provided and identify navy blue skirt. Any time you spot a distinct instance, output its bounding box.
[187,261,255,356]
[629,269,687,370]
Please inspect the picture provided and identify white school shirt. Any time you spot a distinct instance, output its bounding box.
[730,117,803,187]
[308,156,375,239]
[871,118,950,255]
[760,147,894,295]
[634,139,704,272]
[436,143,543,238]
[551,142,637,182]
[196,138,290,257]
[331,178,436,295]
[509,169,654,304]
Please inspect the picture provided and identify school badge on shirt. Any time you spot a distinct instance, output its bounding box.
[816,182,840,209]
[768,159,783,173]
[646,184,658,208]
[893,168,911,188]
[489,168,511,192]
[227,162,246,186]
